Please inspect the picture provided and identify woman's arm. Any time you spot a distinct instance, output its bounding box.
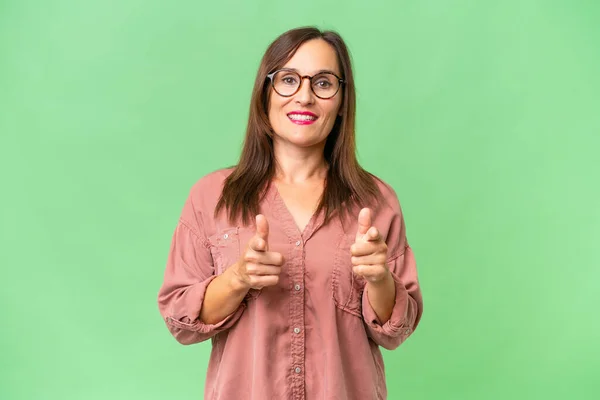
[353,188,423,350]
[364,272,396,324]
[199,266,249,324]
[200,214,284,324]
[158,218,247,345]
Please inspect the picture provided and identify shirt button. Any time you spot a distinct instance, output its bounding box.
[295,240,301,246]
[293,327,301,334]
[294,367,302,374]
[223,233,229,239]
[294,284,301,291]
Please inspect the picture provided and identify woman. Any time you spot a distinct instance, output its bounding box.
[158,26,423,399]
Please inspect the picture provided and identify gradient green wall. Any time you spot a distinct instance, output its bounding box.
[1,1,599,399]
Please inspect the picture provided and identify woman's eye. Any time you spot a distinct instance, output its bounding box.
[282,76,298,85]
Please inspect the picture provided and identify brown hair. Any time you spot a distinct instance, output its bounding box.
[215,26,381,226]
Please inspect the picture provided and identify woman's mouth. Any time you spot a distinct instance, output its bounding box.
[287,112,318,125]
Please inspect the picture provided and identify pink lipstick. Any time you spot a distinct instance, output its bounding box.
[287,111,318,125]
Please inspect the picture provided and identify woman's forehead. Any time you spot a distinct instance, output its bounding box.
[282,39,341,76]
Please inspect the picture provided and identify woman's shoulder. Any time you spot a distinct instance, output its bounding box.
[177,167,236,234]
[186,167,235,204]
[192,166,235,188]
[368,173,403,215]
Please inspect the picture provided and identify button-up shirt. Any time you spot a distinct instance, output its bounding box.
[157,168,423,399]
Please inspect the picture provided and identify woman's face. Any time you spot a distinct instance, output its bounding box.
[267,39,343,149]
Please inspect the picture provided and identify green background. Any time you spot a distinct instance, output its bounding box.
[1,0,599,399]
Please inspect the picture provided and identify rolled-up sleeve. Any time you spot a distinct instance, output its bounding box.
[361,189,424,350]
[362,246,422,350]
[157,197,245,345]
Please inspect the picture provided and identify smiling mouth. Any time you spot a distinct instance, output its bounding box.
[287,113,318,125]
[288,113,317,121]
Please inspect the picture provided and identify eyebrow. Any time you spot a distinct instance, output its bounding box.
[283,67,341,76]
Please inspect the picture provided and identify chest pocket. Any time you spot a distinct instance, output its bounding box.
[332,233,366,317]
[208,226,261,300]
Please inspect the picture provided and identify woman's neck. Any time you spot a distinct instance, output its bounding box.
[273,142,328,184]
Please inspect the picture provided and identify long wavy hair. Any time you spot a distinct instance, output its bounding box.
[215,26,381,226]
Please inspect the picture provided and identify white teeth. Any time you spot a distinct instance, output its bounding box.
[288,114,316,121]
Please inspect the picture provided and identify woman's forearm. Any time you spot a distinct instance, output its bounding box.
[200,266,249,325]
[365,271,396,324]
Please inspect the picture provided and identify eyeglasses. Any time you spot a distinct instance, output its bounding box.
[266,69,344,99]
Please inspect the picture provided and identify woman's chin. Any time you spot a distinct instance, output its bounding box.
[274,132,327,149]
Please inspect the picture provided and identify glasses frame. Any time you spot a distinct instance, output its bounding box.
[266,68,345,99]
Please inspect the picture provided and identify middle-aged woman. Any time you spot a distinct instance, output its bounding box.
[158,26,424,399]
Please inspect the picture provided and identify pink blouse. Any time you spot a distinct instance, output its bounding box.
[157,168,423,399]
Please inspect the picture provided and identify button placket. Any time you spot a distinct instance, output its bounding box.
[290,236,306,399]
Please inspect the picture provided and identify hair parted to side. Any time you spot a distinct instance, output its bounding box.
[215,26,382,226]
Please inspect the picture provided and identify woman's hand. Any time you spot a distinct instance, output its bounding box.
[230,214,285,290]
[351,208,390,284]
[351,208,396,324]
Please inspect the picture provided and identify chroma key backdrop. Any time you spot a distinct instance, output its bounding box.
[1,1,599,399]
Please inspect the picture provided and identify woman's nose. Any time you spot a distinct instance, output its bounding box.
[294,77,315,105]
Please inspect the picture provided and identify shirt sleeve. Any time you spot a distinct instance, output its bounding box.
[361,195,424,350]
[157,196,245,345]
